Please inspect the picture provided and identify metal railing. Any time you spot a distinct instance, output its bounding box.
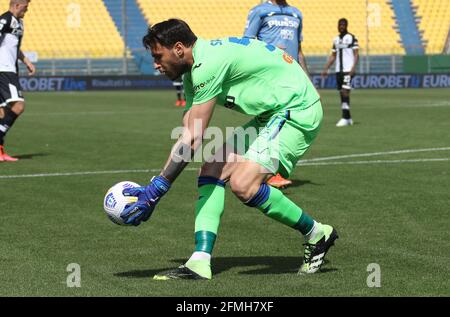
[306,55,404,74]
[19,49,448,77]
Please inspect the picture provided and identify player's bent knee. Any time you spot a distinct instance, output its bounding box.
[229,177,259,202]
[229,180,248,201]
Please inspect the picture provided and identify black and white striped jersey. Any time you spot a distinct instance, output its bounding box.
[331,33,358,73]
[0,11,24,74]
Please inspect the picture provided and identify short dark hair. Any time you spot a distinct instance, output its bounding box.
[143,19,197,50]
[338,18,348,25]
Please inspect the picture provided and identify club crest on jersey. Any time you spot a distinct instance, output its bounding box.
[282,52,294,64]
[11,19,19,28]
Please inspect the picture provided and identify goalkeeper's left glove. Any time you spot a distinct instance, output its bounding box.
[120,176,171,226]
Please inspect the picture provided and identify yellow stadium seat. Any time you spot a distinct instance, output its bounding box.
[136,0,257,39]
[4,0,445,58]
[0,0,125,58]
[137,0,405,55]
[413,0,450,54]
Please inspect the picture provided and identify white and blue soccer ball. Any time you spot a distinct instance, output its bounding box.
[103,181,141,225]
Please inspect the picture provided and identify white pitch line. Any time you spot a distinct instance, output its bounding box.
[298,158,450,166]
[0,158,448,180]
[297,147,450,164]
[1,147,449,179]
[23,111,151,117]
[364,102,450,109]
[0,168,199,180]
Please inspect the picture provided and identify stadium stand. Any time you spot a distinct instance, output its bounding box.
[103,0,154,74]
[137,0,404,55]
[291,0,404,55]
[1,0,445,74]
[413,0,450,54]
[390,0,425,54]
[0,0,125,59]
[136,0,257,40]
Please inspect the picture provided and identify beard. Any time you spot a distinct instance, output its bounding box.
[167,61,190,80]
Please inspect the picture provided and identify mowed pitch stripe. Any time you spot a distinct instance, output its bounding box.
[0,158,449,179]
[1,147,449,179]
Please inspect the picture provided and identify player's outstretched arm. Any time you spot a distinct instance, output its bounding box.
[298,42,310,76]
[161,97,216,183]
[18,50,35,76]
[120,98,216,226]
[321,52,336,78]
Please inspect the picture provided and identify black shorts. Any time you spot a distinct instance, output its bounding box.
[0,72,24,107]
[173,76,183,87]
[336,72,353,90]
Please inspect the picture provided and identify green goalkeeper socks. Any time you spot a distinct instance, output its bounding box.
[245,183,315,235]
[193,177,226,254]
[182,176,226,280]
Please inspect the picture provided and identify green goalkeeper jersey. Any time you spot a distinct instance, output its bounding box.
[183,37,320,116]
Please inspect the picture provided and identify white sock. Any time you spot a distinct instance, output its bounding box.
[304,221,323,242]
[188,251,211,262]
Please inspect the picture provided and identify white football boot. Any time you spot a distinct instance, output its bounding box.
[336,118,353,127]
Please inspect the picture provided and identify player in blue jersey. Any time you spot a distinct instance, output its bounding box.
[244,0,308,188]
[244,0,309,74]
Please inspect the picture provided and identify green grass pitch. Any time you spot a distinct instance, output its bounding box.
[0,89,449,296]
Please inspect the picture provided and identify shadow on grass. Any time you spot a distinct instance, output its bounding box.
[14,153,49,160]
[286,179,322,189]
[114,256,337,278]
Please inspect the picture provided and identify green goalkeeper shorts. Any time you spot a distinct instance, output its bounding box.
[227,100,323,178]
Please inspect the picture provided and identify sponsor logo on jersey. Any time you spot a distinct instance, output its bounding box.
[12,28,23,36]
[280,29,294,41]
[267,18,299,29]
[194,76,216,94]
[335,41,353,49]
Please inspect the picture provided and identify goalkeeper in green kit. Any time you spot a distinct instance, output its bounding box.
[120,19,338,280]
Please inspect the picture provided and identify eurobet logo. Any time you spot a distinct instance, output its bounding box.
[19,77,87,92]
